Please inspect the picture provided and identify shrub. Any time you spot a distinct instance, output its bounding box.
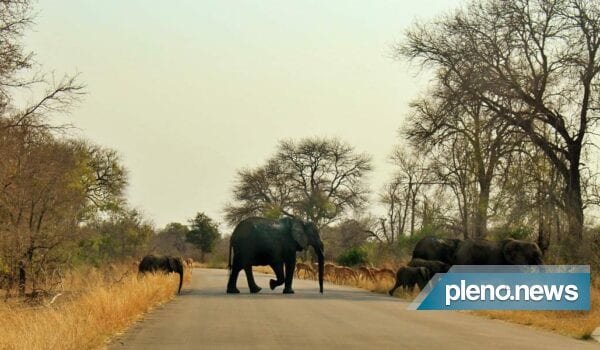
[336,247,368,267]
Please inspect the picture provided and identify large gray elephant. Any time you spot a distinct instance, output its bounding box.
[388,266,430,295]
[453,238,543,265]
[412,236,462,264]
[226,216,324,294]
[138,254,184,294]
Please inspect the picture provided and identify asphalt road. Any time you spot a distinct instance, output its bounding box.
[108,268,598,350]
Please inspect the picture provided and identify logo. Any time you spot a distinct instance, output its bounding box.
[409,265,590,311]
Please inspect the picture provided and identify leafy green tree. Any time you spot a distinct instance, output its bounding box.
[187,213,220,262]
[79,209,154,264]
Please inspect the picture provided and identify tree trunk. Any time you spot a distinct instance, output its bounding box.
[474,183,490,239]
[536,183,551,254]
[18,260,25,296]
[410,191,416,237]
[565,164,584,239]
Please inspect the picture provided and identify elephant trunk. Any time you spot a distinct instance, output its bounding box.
[316,245,324,294]
[177,271,183,294]
[176,265,183,294]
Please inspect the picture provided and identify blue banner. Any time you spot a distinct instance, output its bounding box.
[409,265,590,311]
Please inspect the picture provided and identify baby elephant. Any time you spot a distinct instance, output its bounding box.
[408,258,450,275]
[139,254,184,294]
[388,266,430,296]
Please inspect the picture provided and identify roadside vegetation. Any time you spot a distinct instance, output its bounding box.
[475,279,600,340]
[0,2,217,349]
[0,263,184,350]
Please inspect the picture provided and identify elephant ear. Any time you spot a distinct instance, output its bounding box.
[290,219,308,249]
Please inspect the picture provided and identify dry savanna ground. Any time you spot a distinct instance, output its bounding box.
[0,263,191,350]
[287,263,600,340]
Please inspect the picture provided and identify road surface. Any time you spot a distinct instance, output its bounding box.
[109,268,598,349]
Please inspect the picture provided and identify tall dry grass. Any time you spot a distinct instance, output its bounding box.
[0,263,185,350]
[475,278,600,339]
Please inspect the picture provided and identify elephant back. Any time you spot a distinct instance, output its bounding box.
[412,236,461,264]
[454,239,507,265]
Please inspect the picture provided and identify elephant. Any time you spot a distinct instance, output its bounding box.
[226,216,324,294]
[453,238,544,265]
[408,258,451,275]
[388,266,430,295]
[412,236,462,264]
[138,254,184,294]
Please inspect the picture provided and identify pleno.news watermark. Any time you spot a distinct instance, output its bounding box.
[409,265,590,311]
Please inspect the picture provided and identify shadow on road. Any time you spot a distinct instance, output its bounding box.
[181,268,405,303]
[183,289,403,302]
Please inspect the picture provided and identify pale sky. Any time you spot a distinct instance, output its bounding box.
[24,0,463,229]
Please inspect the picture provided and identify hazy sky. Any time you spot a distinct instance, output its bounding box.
[24,0,463,229]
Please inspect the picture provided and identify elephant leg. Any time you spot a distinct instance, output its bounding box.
[244,266,261,293]
[269,263,285,290]
[226,264,242,294]
[283,260,295,294]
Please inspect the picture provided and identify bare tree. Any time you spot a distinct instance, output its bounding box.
[385,147,432,237]
[0,1,83,131]
[405,83,523,237]
[399,0,600,239]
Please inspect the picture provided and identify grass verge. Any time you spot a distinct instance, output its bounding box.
[0,263,183,350]
[474,279,600,339]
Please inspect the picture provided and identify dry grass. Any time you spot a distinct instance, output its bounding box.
[252,266,275,275]
[475,279,600,339]
[0,263,184,350]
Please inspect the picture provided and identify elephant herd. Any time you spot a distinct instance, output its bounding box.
[290,235,544,297]
[388,236,544,295]
[136,216,544,299]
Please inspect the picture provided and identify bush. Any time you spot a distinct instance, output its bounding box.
[336,247,368,267]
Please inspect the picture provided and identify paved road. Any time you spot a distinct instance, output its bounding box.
[109,268,598,350]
